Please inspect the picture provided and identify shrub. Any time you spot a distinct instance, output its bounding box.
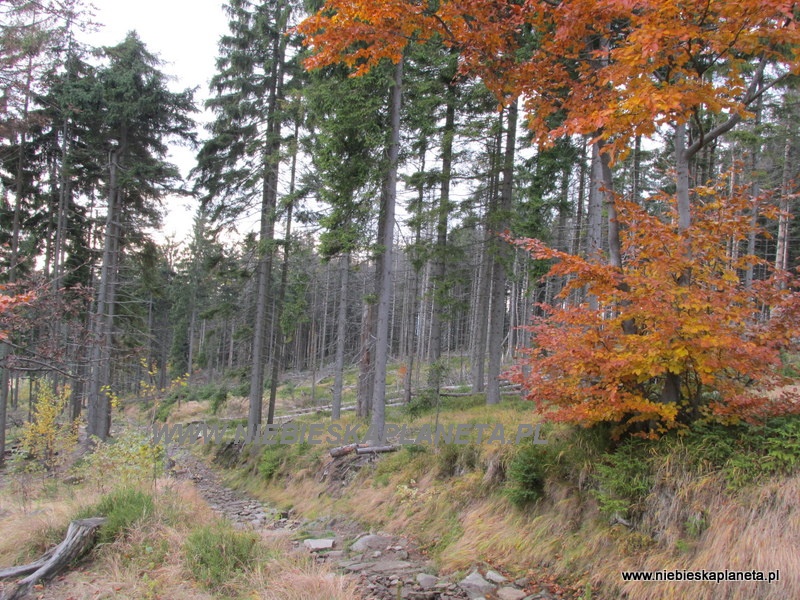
[184,524,258,589]
[210,387,228,414]
[591,440,653,519]
[259,445,288,480]
[18,381,77,473]
[506,440,549,506]
[75,488,155,544]
[78,429,163,492]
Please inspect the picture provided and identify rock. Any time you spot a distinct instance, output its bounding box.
[342,562,372,572]
[351,534,393,553]
[514,578,530,588]
[372,550,383,558]
[485,570,508,584]
[369,560,413,573]
[459,570,496,599]
[303,538,335,552]
[526,592,557,600]
[417,573,439,589]
[497,588,528,600]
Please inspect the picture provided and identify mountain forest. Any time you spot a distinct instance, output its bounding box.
[2,1,800,599]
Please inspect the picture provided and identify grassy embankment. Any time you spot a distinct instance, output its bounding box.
[170,362,800,600]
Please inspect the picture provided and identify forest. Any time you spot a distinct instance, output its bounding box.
[2,0,800,453]
[2,1,800,599]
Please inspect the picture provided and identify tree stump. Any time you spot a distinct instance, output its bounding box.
[0,517,106,600]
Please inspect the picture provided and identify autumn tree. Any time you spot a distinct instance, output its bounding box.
[298,0,800,432]
[512,184,800,435]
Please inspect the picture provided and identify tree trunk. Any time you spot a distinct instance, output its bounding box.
[332,253,350,420]
[357,296,375,418]
[471,113,503,393]
[369,59,403,443]
[427,82,456,395]
[266,120,298,425]
[247,5,286,434]
[776,133,791,273]
[486,100,517,406]
[87,143,124,442]
[0,517,106,600]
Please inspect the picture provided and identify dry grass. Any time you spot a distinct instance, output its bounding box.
[0,479,104,566]
[236,400,800,600]
[167,400,207,424]
[612,475,800,600]
[1,473,361,600]
[221,395,249,419]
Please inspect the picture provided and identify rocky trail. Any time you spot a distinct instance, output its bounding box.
[170,447,554,600]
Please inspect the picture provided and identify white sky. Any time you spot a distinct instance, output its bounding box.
[82,0,228,244]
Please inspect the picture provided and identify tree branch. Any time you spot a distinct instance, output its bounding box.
[686,55,769,160]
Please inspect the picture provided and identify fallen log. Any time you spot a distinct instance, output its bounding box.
[329,443,363,458]
[0,517,106,600]
[355,445,398,455]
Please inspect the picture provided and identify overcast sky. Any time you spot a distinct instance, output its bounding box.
[82,0,228,243]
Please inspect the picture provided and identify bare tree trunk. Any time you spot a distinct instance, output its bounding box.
[471,114,502,393]
[776,133,792,274]
[357,295,375,418]
[332,254,350,419]
[369,59,403,443]
[266,120,298,424]
[427,82,455,395]
[486,100,517,406]
[745,96,763,288]
[87,142,124,442]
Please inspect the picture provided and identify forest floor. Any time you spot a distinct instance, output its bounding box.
[2,363,800,599]
[171,446,541,600]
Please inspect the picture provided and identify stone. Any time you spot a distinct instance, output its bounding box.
[497,587,528,600]
[303,538,335,552]
[369,560,413,573]
[342,562,372,572]
[416,573,439,589]
[485,570,508,584]
[351,534,393,553]
[459,570,496,599]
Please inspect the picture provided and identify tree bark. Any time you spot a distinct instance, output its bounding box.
[87,143,124,442]
[369,59,403,443]
[247,3,287,433]
[332,253,350,420]
[471,115,503,393]
[486,100,517,406]
[266,120,298,425]
[427,81,456,396]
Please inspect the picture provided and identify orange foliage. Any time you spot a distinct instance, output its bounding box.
[298,1,800,159]
[509,185,800,436]
[0,285,35,342]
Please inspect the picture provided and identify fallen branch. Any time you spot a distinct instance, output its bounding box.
[0,517,106,600]
[356,445,398,455]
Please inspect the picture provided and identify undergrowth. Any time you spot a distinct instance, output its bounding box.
[184,524,259,590]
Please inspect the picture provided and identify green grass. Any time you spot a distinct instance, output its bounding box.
[184,524,259,590]
[74,488,155,544]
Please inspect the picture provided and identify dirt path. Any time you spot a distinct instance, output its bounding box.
[170,448,546,600]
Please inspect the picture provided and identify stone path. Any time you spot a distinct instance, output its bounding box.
[170,448,554,600]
